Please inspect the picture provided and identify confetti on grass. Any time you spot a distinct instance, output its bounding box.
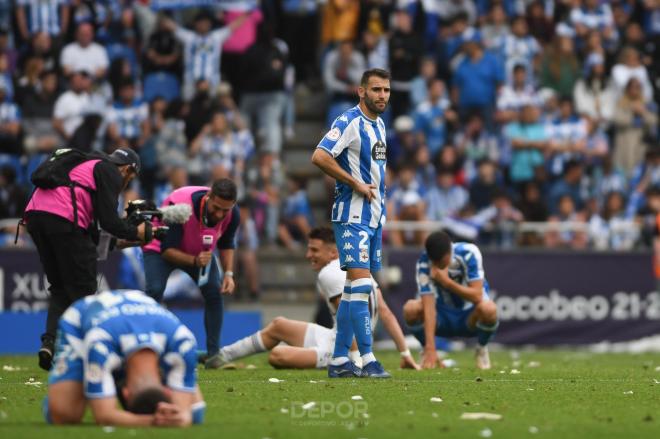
[461,413,503,421]
[268,378,284,383]
[430,397,443,403]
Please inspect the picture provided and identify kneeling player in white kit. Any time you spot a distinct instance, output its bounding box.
[215,226,419,370]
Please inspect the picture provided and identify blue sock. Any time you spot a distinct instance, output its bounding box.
[42,396,52,424]
[331,282,353,360]
[192,401,207,425]
[349,278,373,356]
[476,321,499,346]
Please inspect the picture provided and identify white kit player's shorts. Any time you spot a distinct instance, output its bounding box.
[303,323,336,368]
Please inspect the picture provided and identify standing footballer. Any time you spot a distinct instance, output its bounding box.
[311,68,391,378]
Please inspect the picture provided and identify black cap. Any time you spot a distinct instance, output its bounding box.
[108,148,141,174]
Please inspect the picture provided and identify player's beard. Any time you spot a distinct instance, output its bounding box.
[364,94,387,115]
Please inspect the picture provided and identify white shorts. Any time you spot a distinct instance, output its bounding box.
[303,323,336,368]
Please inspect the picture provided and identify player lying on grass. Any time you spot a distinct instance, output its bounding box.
[45,289,205,427]
[214,226,419,371]
[403,231,499,370]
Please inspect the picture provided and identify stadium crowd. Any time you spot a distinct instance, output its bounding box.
[1,0,660,259]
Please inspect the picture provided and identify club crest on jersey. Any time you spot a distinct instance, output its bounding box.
[343,242,354,250]
[359,248,369,263]
[325,127,341,141]
[342,230,353,238]
[372,140,387,162]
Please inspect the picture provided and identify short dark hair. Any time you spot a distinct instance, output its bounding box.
[127,387,171,414]
[309,226,335,244]
[360,68,391,87]
[425,231,452,262]
[211,178,237,201]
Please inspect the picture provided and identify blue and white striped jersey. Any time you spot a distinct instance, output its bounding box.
[57,290,197,399]
[107,99,149,140]
[17,0,67,36]
[317,105,387,229]
[175,26,232,90]
[415,243,490,311]
[0,101,21,124]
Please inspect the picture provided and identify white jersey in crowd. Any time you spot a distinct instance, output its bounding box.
[175,25,231,91]
[315,258,379,330]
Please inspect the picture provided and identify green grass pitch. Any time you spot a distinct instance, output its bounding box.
[0,350,659,438]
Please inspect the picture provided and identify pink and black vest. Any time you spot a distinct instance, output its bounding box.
[143,186,234,255]
[24,160,100,229]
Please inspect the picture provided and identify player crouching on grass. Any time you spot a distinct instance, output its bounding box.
[211,226,419,371]
[403,231,499,370]
[44,289,205,427]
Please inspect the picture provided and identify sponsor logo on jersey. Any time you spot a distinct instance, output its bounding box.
[372,140,387,162]
[342,230,353,238]
[345,255,356,262]
[343,242,354,250]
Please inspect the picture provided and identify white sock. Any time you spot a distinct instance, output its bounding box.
[348,350,362,368]
[221,331,266,361]
[330,356,350,366]
[361,352,376,365]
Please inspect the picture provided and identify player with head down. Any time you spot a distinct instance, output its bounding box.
[213,226,419,371]
[45,289,205,427]
[403,231,499,370]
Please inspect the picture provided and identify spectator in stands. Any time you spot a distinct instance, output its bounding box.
[142,15,181,77]
[478,189,524,248]
[280,0,319,82]
[413,78,454,157]
[573,53,616,126]
[455,112,499,181]
[569,0,616,43]
[544,193,588,249]
[525,0,554,44]
[60,22,109,79]
[546,97,588,178]
[611,46,653,101]
[425,168,469,221]
[495,14,541,83]
[165,10,249,101]
[19,32,58,73]
[20,69,60,153]
[239,24,288,159]
[389,9,423,117]
[589,190,638,250]
[320,0,360,48]
[481,4,510,50]
[322,40,365,127]
[153,98,188,174]
[52,68,94,144]
[107,78,150,150]
[469,159,499,210]
[360,26,389,70]
[189,111,246,186]
[0,80,23,155]
[452,32,504,130]
[548,160,587,215]
[612,77,658,176]
[583,117,609,168]
[496,63,540,124]
[539,35,580,98]
[516,181,548,246]
[388,162,427,246]
[15,0,70,43]
[409,57,437,109]
[505,103,548,189]
[278,175,314,251]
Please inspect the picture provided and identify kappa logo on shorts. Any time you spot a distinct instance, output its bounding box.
[359,249,369,263]
[345,255,356,262]
[342,230,353,238]
[343,242,354,250]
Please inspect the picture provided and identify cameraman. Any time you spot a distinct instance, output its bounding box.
[24,148,151,370]
[143,178,239,369]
